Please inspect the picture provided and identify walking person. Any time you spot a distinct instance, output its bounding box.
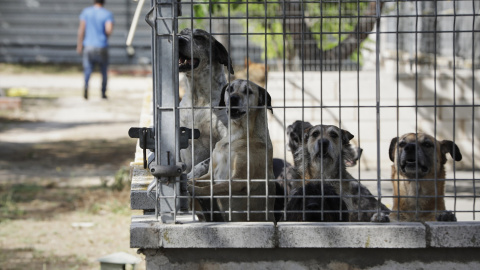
[76,0,114,100]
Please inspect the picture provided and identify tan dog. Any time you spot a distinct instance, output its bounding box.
[188,79,275,222]
[295,125,390,222]
[389,133,462,222]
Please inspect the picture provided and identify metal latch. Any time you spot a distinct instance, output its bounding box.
[179,127,200,149]
[128,127,155,169]
[128,126,200,169]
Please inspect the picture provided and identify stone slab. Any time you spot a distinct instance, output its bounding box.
[277,222,426,248]
[131,218,276,248]
[427,221,480,248]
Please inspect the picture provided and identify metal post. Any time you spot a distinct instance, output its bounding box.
[146,0,179,223]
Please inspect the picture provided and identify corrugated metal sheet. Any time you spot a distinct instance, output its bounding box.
[0,0,152,65]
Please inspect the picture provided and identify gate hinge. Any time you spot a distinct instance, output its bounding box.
[149,163,186,178]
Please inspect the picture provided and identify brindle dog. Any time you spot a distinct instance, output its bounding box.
[294,124,390,222]
[389,133,462,222]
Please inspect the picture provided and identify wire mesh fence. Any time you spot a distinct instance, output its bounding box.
[145,0,480,223]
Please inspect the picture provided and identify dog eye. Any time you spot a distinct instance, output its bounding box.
[311,131,319,137]
[398,141,406,147]
[422,142,433,148]
[329,132,338,138]
[194,35,207,41]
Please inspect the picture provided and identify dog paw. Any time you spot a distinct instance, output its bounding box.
[436,211,457,222]
[370,212,390,223]
[186,181,194,194]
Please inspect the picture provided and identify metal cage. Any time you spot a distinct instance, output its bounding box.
[135,0,480,224]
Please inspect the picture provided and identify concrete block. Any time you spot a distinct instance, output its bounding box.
[130,165,156,210]
[427,222,480,248]
[131,222,160,248]
[132,221,276,248]
[278,222,426,248]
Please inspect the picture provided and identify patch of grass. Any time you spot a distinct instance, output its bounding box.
[0,190,24,222]
[112,166,131,191]
[0,183,44,221]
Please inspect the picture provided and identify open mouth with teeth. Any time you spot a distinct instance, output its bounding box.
[179,53,200,72]
[401,159,429,175]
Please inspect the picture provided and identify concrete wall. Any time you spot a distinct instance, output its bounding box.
[266,69,480,171]
[131,218,480,269]
[142,248,480,270]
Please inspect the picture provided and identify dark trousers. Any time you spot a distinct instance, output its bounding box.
[82,46,109,95]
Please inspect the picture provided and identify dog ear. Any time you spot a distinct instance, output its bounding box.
[389,137,398,162]
[218,83,229,109]
[213,39,235,75]
[303,126,312,142]
[340,129,354,145]
[257,86,273,114]
[440,140,463,161]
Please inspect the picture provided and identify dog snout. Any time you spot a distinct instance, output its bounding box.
[178,36,188,47]
[404,143,416,153]
[403,143,418,161]
[229,94,241,107]
[315,138,330,155]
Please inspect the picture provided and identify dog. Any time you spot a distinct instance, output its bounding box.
[389,133,462,222]
[178,28,236,221]
[146,28,234,220]
[178,28,234,175]
[293,124,390,222]
[188,79,276,222]
[274,121,370,222]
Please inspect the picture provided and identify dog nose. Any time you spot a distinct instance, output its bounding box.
[229,94,240,106]
[404,143,416,153]
[317,138,329,154]
[178,36,188,46]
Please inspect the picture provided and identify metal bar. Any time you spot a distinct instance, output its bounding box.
[126,0,147,47]
[375,0,382,221]
[152,0,180,222]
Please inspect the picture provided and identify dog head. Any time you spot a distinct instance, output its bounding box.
[286,120,313,153]
[219,79,272,121]
[303,125,354,168]
[178,28,234,74]
[389,133,462,179]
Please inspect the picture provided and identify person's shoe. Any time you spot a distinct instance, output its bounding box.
[84,88,88,100]
[102,94,107,99]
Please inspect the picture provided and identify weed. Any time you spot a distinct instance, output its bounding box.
[0,190,24,221]
[111,166,131,191]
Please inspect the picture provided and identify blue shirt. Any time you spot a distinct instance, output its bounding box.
[80,6,114,48]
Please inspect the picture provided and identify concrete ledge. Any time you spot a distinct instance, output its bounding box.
[427,222,480,248]
[131,216,275,248]
[132,218,480,249]
[277,222,426,248]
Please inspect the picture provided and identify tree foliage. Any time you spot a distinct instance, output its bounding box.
[186,0,373,61]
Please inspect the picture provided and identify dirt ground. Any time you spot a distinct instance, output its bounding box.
[0,64,150,269]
